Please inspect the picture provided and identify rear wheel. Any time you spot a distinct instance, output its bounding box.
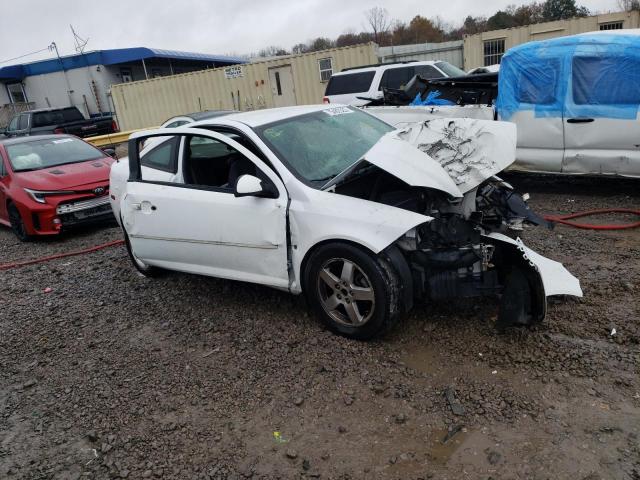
[124,230,161,277]
[304,243,401,340]
[8,203,31,242]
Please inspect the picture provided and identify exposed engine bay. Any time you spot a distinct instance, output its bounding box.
[323,116,566,328]
[330,165,551,327]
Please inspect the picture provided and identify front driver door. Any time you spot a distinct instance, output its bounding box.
[121,128,290,289]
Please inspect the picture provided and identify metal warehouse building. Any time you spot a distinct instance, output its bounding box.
[464,10,640,70]
[378,40,463,68]
[110,43,378,130]
[0,48,245,124]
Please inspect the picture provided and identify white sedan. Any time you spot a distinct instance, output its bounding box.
[110,105,581,339]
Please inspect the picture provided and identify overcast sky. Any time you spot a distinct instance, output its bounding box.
[0,0,618,64]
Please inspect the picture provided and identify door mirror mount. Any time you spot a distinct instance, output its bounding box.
[234,174,277,198]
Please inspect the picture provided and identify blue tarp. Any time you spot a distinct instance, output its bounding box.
[496,32,640,121]
[410,90,456,106]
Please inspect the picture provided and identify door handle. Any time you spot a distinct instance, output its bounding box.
[131,203,142,210]
[567,118,594,123]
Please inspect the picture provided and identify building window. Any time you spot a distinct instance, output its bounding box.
[6,83,27,103]
[599,21,623,30]
[120,68,133,82]
[318,58,333,82]
[483,39,505,66]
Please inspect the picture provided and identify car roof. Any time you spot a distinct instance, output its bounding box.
[332,60,442,77]
[188,110,238,121]
[208,104,342,128]
[0,134,78,146]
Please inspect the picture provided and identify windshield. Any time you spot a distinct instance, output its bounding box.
[6,137,104,172]
[435,61,467,78]
[256,106,393,186]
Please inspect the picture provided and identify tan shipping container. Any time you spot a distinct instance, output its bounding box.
[463,10,640,70]
[110,43,378,130]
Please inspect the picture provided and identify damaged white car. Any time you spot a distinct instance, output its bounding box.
[110,105,582,339]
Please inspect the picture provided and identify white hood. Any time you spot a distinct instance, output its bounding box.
[363,118,517,195]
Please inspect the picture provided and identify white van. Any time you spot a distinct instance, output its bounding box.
[323,61,466,106]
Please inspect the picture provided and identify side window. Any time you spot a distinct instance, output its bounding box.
[8,116,19,131]
[516,58,560,105]
[379,67,414,90]
[572,56,640,105]
[18,114,29,130]
[140,137,178,174]
[415,65,442,79]
[182,135,258,191]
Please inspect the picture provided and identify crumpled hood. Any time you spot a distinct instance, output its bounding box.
[363,118,517,195]
[14,157,114,190]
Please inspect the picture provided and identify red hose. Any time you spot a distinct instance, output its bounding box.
[2,208,638,271]
[0,239,124,271]
[543,208,640,230]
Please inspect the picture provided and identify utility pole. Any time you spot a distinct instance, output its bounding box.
[49,42,74,108]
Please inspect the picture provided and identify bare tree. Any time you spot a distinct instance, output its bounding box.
[618,0,640,10]
[364,7,391,44]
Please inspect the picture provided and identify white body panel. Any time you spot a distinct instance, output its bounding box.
[487,233,583,298]
[365,105,494,124]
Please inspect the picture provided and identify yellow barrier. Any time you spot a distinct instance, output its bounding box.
[84,127,159,147]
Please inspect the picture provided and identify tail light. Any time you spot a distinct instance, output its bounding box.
[322,96,330,104]
[53,128,64,134]
[111,120,119,132]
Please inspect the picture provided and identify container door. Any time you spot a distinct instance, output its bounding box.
[269,66,297,107]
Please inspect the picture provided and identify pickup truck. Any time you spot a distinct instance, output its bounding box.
[2,107,118,138]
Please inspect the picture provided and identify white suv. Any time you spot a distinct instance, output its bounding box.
[323,61,466,106]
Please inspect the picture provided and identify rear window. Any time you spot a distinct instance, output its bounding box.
[572,56,640,105]
[32,108,85,128]
[325,71,376,95]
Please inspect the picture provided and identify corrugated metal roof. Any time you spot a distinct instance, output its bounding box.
[0,48,246,81]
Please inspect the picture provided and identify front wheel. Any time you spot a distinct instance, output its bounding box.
[8,203,31,242]
[304,243,402,340]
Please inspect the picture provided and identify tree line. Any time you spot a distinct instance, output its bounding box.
[254,0,637,57]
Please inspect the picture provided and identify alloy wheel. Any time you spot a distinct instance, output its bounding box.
[316,257,375,326]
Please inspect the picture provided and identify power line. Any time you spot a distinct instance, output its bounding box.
[0,47,52,65]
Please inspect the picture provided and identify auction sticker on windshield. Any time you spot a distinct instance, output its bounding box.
[324,106,353,116]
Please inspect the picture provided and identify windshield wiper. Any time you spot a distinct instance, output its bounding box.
[320,160,366,191]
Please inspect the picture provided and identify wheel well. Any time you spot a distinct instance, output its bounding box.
[299,239,376,295]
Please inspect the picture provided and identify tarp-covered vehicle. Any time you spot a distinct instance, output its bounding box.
[110,105,581,340]
[367,30,640,178]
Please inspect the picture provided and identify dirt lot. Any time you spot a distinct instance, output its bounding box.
[1,176,639,480]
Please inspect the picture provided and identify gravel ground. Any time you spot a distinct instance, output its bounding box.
[1,175,639,480]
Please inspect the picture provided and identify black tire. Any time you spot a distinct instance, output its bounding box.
[124,229,161,277]
[8,203,31,242]
[303,242,402,340]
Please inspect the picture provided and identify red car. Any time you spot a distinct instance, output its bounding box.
[0,134,115,241]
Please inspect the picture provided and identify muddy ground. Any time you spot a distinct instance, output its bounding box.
[1,175,638,480]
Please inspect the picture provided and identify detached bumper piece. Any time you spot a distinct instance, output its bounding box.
[56,196,113,227]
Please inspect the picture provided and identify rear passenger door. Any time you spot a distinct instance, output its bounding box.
[562,55,640,176]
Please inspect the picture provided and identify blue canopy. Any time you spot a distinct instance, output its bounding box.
[0,47,246,81]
